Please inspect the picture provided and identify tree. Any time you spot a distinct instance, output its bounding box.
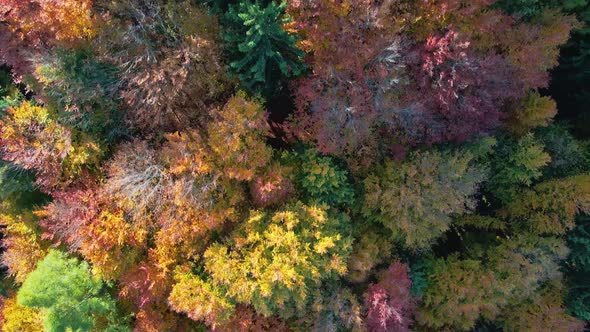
[364,262,416,332]
[363,147,487,249]
[223,0,304,96]
[287,0,402,165]
[501,281,585,332]
[213,305,290,332]
[486,134,551,204]
[346,230,392,283]
[536,124,589,178]
[505,91,557,135]
[17,250,128,332]
[31,47,125,142]
[417,256,502,331]
[404,30,524,144]
[78,208,146,280]
[169,202,353,323]
[565,215,590,320]
[250,162,295,208]
[206,92,272,181]
[36,181,100,251]
[283,149,355,207]
[0,101,102,192]
[1,297,43,332]
[0,0,96,78]
[95,0,230,132]
[0,209,47,283]
[495,0,587,18]
[499,175,590,234]
[118,260,191,331]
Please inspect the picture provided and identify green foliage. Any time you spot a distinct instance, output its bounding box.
[0,161,37,207]
[284,149,354,207]
[536,124,589,177]
[417,255,501,331]
[32,47,124,142]
[486,134,551,204]
[170,202,353,322]
[418,235,569,331]
[499,175,590,234]
[17,250,129,332]
[506,91,557,135]
[223,0,304,96]
[362,147,487,249]
[496,0,588,18]
[565,215,590,320]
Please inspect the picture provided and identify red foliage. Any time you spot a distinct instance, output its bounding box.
[364,262,416,332]
[36,181,99,250]
[287,0,395,164]
[118,260,188,332]
[249,163,294,208]
[0,0,94,78]
[403,30,523,143]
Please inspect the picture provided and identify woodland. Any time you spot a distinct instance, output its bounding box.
[0,0,590,331]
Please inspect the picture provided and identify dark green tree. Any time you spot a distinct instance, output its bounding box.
[565,215,590,320]
[223,0,305,96]
[486,134,551,204]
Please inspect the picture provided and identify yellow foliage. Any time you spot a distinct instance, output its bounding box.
[1,297,43,332]
[10,0,96,45]
[207,92,272,181]
[0,210,47,283]
[79,209,146,280]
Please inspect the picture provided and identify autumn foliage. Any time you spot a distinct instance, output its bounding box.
[0,0,588,330]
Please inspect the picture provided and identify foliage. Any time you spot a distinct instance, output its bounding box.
[364,262,416,332]
[536,124,589,177]
[499,175,590,234]
[17,250,128,332]
[0,209,47,283]
[486,134,551,204]
[284,149,355,207]
[506,91,557,135]
[78,208,146,280]
[0,0,95,78]
[96,0,230,132]
[346,230,392,283]
[223,0,304,96]
[1,297,43,332]
[501,281,585,332]
[565,215,590,320]
[206,92,272,181]
[363,147,486,249]
[0,101,102,192]
[170,202,353,323]
[249,163,295,208]
[496,0,588,18]
[0,0,589,329]
[31,47,124,142]
[417,256,501,331]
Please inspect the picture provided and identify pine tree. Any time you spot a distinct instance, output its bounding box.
[223,0,304,96]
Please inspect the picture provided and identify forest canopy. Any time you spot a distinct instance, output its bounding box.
[0,0,590,331]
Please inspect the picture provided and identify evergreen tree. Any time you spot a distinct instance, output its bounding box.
[223,0,304,96]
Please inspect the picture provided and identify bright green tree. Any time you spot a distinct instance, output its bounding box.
[17,250,129,332]
[223,0,305,96]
